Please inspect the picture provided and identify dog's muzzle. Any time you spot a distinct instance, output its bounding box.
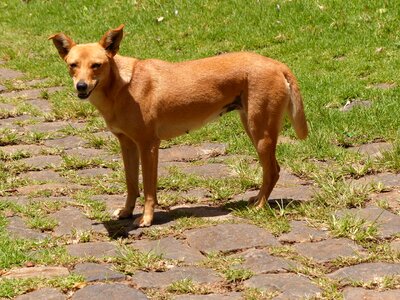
[76,80,98,99]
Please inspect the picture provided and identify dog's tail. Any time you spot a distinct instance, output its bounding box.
[284,70,308,140]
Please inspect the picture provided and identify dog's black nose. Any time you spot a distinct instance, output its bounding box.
[76,81,88,92]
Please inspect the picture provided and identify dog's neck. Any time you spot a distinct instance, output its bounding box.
[88,54,137,119]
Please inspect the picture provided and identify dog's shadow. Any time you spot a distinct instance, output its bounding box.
[101,205,231,239]
[100,197,304,239]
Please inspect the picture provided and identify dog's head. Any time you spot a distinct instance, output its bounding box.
[49,24,124,99]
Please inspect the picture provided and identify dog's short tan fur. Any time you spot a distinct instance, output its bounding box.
[49,25,308,227]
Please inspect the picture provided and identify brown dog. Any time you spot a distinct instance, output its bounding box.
[49,25,307,227]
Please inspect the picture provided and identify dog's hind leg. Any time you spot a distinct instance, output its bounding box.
[134,139,160,227]
[241,88,287,208]
[113,134,140,219]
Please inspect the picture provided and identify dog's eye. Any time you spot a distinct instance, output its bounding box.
[91,63,102,69]
[69,63,77,69]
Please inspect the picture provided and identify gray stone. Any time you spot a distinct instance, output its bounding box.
[340,99,372,112]
[91,194,127,214]
[391,240,400,252]
[51,207,94,236]
[336,206,400,238]
[349,142,393,158]
[20,155,63,170]
[3,266,69,279]
[244,273,322,299]
[370,190,400,213]
[131,266,221,288]
[368,82,397,90]
[71,283,148,300]
[65,148,112,160]
[22,121,69,133]
[26,99,53,113]
[234,248,298,274]
[0,115,35,129]
[343,287,400,300]
[15,288,66,300]
[269,185,314,202]
[294,238,365,263]
[181,163,233,178]
[131,236,205,263]
[0,84,6,92]
[66,242,119,258]
[352,172,400,188]
[0,102,16,112]
[44,136,86,149]
[278,220,329,243]
[0,144,45,157]
[159,143,227,162]
[0,67,23,80]
[7,216,49,240]
[76,167,112,178]
[73,263,125,282]
[174,293,242,300]
[0,86,63,100]
[19,170,67,183]
[184,223,279,253]
[170,204,234,222]
[16,183,86,196]
[328,262,400,283]
[160,161,232,179]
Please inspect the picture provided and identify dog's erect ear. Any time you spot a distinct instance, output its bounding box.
[99,24,124,57]
[48,33,76,60]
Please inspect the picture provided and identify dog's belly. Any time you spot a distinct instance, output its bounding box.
[157,111,222,140]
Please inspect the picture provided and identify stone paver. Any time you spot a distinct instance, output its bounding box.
[51,207,106,236]
[0,144,46,156]
[233,248,299,274]
[0,67,23,80]
[66,241,119,258]
[131,266,222,288]
[278,220,329,243]
[73,262,125,282]
[3,266,69,279]
[0,86,63,99]
[174,293,242,300]
[370,190,400,212]
[184,223,279,253]
[336,206,400,238]
[349,142,393,157]
[20,155,63,170]
[16,183,86,196]
[342,287,400,300]
[76,167,112,178]
[244,273,322,299]
[328,262,400,283]
[6,216,50,240]
[15,288,66,300]
[71,283,148,300]
[44,136,86,149]
[159,143,226,162]
[19,170,67,183]
[293,238,366,263]
[131,236,205,263]
[352,172,400,188]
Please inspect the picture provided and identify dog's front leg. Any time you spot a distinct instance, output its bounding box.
[134,139,160,227]
[113,134,140,219]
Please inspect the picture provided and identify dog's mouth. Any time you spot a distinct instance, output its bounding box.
[77,81,98,99]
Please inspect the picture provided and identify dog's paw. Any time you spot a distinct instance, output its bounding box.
[133,215,152,227]
[112,208,133,219]
[248,195,266,209]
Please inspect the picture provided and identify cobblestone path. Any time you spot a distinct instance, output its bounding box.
[0,65,399,299]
